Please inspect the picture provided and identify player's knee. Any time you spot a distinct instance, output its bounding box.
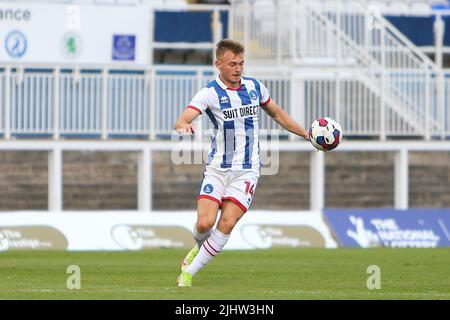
[196,219,214,233]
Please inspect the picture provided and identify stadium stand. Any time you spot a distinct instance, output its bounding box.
[1,0,450,212]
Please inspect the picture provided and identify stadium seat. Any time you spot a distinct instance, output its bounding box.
[367,2,389,14]
[387,2,411,14]
[158,0,188,8]
[410,2,433,14]
[163,51,185,64]
[154,50,164,64]
[185,52,211,65]
[115,0,141,5]
[93,0,116,4]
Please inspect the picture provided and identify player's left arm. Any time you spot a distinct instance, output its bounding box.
[261,99,310,140]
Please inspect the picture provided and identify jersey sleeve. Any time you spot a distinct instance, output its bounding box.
[259,81,271,106]
[186,88,210,114]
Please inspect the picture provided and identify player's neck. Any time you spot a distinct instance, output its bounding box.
[219,75,241,90]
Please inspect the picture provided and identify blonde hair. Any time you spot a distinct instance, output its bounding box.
[216,39,245,60]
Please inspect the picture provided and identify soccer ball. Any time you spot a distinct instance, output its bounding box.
[309,117,343,151]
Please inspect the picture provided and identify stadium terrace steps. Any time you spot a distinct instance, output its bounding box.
[0,151,449,210]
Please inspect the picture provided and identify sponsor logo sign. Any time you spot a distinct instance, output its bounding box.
[4,30,27,58]
[60,32,81,59]
[111,225,194,250]
[240,224,326,248]
[112,34,135,61]
[0,3,148,65]
[0,226,68,251]
[323,209,450,248]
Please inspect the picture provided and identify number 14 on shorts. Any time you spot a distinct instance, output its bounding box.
[244,181,255,196]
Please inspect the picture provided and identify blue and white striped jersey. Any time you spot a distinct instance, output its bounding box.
[187,75,270,170]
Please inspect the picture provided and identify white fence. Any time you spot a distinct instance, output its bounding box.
[0,66,289,139]
[0,66,449,139]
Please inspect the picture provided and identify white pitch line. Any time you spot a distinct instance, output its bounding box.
[0,289,449,298]
[0,289,181,293]
[248,290,450,297]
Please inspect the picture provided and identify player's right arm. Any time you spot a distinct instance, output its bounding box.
[174,88,210,135]
[174,108,201,134]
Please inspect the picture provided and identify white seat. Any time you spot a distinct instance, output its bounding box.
[387,2,411,15]
[366,2,390,15]
[93,0,116,5]
[161,0,188,9]
[115,0,141,5]
[410,3,433,15]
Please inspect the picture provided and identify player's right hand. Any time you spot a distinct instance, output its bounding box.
[177,124,195,135]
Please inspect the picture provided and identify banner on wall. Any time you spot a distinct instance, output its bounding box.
[0,211,338,251]
[323,209,450,248]
[0,3,150,65]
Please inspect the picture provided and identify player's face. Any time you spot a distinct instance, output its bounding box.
[216,50,244,88]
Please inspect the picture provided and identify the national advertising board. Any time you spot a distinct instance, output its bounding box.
[323,208,450,248]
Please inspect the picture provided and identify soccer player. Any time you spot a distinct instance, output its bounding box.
[174,39,309,286]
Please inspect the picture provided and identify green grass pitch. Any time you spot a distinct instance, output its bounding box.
[0,248,449,300]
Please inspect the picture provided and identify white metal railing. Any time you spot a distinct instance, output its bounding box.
[302,72,450,138]
[0,66,293,139]
[6,71,53,136]
[107,73,149,136]
[60,71,103,136]
[1,66,450,139]
[0,70,5,133]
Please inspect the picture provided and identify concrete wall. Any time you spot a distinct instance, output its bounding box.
[0,152,48,210]
[0,150,448,211]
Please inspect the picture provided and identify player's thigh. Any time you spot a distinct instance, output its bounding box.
[222,169,259,212]
[196,198,220,231]
[196,167,227,231]
[197,167,226,207]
